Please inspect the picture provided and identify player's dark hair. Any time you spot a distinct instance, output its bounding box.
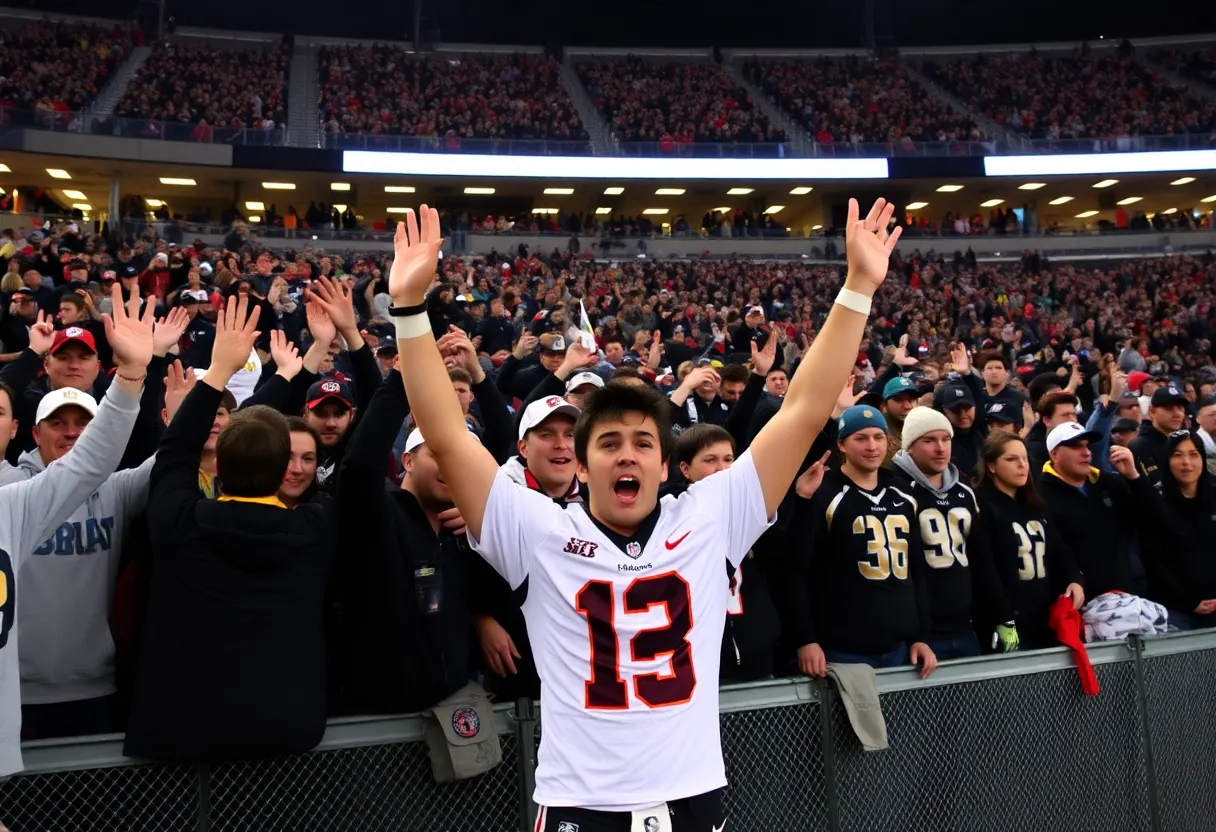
[285,415,321,452]
[975,430,1044,512]
[1026,373,1063,409]
[448,367,472,385]
[574,381,674,465]
[219,388,238,413]
[59,293,85,312]
[217,405,291,497]
[977,350,1009,372]
[1036,390,1078,421]
[719,364,749,385]
[676,423,735,467]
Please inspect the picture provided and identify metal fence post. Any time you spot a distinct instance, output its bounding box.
[513,698,538,832]
[815,678,842,832]
[194,763,211,832]
[1129,636,1162,832]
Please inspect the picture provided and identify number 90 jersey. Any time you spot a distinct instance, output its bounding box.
[469,451,773,812]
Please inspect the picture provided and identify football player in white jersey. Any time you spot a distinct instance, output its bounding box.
[387,199,901,832]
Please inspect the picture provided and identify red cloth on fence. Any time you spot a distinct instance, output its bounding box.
[1048,595,1100,696]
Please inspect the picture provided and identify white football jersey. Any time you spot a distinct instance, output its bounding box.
[470,450,772,811]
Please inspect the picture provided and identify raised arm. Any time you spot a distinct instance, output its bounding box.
[389,207,499,540]
[749,198,900,515]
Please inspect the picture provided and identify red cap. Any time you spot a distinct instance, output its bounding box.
[1127,371,1150,394]
[50,326,97,355]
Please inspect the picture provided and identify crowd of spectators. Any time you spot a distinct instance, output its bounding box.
[918,47,1216,140]
[743,56,983,145]
[576,56,784,145]
[0,20,131,116]
[114,41,289,135]
[317,47,587,143]
[1155,46,1216,89]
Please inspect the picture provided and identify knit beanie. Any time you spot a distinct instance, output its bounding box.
[901,406,955,448]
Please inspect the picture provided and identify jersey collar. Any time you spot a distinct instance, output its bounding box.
[585,502,662,556]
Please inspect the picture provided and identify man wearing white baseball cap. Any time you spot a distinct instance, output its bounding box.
[564,371,604,408]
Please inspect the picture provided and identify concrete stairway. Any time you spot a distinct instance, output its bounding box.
[287,40,321,148]
[720,59,809,154]
[557,59,616,155]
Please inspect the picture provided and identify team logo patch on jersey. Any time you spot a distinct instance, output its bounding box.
[644,818,660,832]
[563,537,598,558]
[625,541,642,559]
[451,707,480,738]
[557,823,579,832]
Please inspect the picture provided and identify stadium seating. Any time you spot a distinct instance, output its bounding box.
[317,46,587,142]
[575,56,784,144]
[114,41,289,132]
[918,49,1216,139]
[744,56,982,144]
[0,20,130,115]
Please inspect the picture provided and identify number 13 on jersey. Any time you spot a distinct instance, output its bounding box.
[575,571,697,710]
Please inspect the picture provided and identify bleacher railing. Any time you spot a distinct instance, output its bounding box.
[0,107,285,147]
[2,629,1213,832]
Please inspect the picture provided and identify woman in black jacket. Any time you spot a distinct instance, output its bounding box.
[1145,430,1216,630]
[973,431,1085,650]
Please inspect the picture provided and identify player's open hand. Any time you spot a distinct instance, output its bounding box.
[389,205,442,306]
[844,197,901,298]
[795,452,831,499]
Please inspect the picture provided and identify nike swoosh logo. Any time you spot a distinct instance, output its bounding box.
[712,823,726,832]
[665,530,691,550]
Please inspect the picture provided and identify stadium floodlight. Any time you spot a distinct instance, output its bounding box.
[1093,179,1119,188]
[726,187,754,195]
[62,189,87,200]
[160,177,196,185]
[145,199,164,207]
[595,207,612,214]
[1171,177,1196,185]
[544,188,575,195]
[1048,196,1074,205]
[46,168,71,179]
[906,202,929,210]
[1116,197,1143,205]
[1161,207,1178,214]
[604,187,625,194]
[980,199,1005,207]
[331,182,351,191]
[655,188,686,195]
[1018,183,1046,190]
[344,151,890,180]
[642,208,669,215]
[936,185,964,192]
[763,205,785,214]
[1075,210,1099,218]
[790,186,814,194]
[384,186,416,193]
[262,182,296,190]
[1202,195,1216,203]
[245,201,266,211]
[464,187,495,194]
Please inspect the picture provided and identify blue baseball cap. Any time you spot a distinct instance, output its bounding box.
[883,376,918,400]
[838,405,889,439]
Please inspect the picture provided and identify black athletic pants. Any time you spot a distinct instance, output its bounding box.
[537,789,725,832]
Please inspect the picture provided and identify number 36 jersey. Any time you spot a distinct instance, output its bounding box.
[469,451,772,812]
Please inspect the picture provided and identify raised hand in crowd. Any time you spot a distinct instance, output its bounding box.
[269,329,304,381]
[893,334,918,368]
[27,310,55,356]
[437,324,485,382]
[556,340,598,379]
[203,297,261,391]
[303,296,337,373]
[388,206,443,305]
[832,373,864,418]
[950,342,971,374]
[102,283,156,394]
[1110,444,1140,479]
[153,306,190,357]
[163,359,197,424]
[750,330,778,377]
[310,275,365,350]
[512,332,539,360]
[794,451,831,500]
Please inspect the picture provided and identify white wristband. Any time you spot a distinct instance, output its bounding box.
[834,288,872,316]
[394,313,432,341]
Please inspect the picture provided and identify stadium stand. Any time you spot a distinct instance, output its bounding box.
[576,56,784,144]
[114,40,289,133]
[0,20,131,115]
[317,46,588,141]
[744,56,983,144]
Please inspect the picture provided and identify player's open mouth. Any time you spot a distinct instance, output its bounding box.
[550,456,571,466]
[613,475,640,502]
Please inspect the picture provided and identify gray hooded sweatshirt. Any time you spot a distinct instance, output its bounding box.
[0,383,141,778]
[891,448,961,496]
[0,445,153,707]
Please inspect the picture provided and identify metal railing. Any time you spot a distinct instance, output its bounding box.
[0,107,285,146]
[2,630,1214,832]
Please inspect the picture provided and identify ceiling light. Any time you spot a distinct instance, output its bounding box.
[62,189,87,200]
[331,182,351,191]
[1162,207,1178,214]
[245,201,266,211]
[0,164,10,172]
[543,188,574,195]
[1171,177,1196,185]
[332,204,348,212]
[46,168,71,180]
[712,207,731,213]
[1203,195,1216,203]
[1075,210,1099,218]
[1093,179,1118,188]
[160,177,196,186]
[604,187,624,195]
[906,202,929,210]
[812,224,823,230]
[763,205,785,214]
[655,188,685,196]
[1116,197,1142,205]
[936,184,964,192]
[262,182,295,190]
[248,215,262,223]
[71,203,92,211]
[790,186,814,195]
[464,187,495,194]
[595,207,612,214]
[1018,183,1047,190]
[727,187,754,195]
[145,198,164,207]
[642,208,669,215]
[532,208,559,214]
[386,207,412,213]
[981,199,1005,207]
[1048,196,1074,205]
[384,185,416,193]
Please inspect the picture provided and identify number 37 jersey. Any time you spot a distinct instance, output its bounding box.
[469,452,772,812]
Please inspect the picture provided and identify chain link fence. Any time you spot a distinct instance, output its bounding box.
[4,635,1216,832]
[1141,645,1216,832]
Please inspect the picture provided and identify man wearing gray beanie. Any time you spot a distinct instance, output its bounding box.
[892,407,1019,659]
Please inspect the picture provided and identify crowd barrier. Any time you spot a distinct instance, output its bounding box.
[1,629,1214,831]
